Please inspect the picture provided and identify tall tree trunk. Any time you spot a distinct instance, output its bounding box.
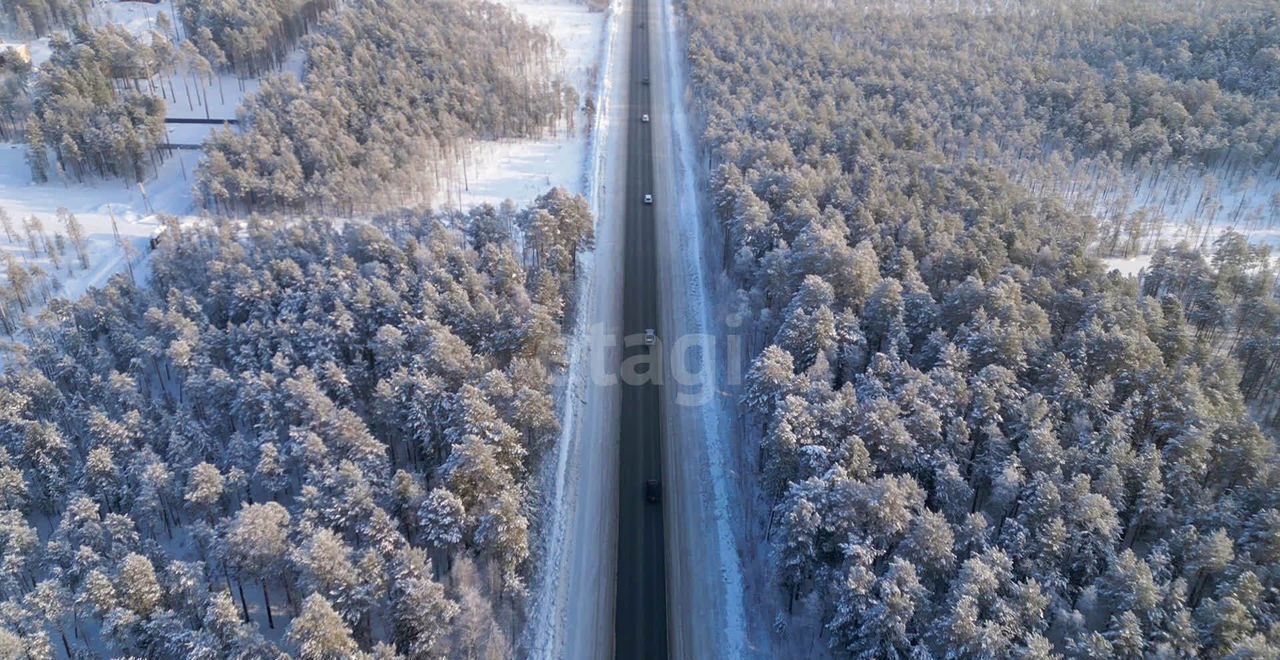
[235,576,250,622]
[262,582,274,629]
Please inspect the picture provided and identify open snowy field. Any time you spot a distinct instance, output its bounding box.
[433,0,606,209]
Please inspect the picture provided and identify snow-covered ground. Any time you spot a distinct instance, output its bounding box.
[433,0,605,209]
[1034,163,1280,275]
[0,1,305,320]
[91,0,173,40]
[0,142,198,320]
[1103,254,1154,277]
[652,0,760,655]
[523,0,622,657]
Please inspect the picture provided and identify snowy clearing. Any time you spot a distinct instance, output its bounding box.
[433,0,605,209]
[91,0,174,40]
[0,142,198,321]
[1037,163,1280,275]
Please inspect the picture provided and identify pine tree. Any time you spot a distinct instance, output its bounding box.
[287,594,359,660]
[24,117,47,183]
[0,208,14,243]
[185,462,225,520]
[419,487,465,555]
[55,208,89,270]
[291,527,366,627]
[117,553,162,619]
[390,547,458,660]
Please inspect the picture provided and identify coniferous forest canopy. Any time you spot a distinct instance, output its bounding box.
[25,26,169,184]
[0,41,32,140]
[688,0,1280,655]
[196,0,573,215]
[0,188,592,658]
[175,0,335,77]
[2,0,1280,655]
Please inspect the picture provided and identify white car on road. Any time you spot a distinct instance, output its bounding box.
[642,113,650,122]
[643,194,653,204]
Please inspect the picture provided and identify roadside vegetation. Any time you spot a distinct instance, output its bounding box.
[683,0,1280,654]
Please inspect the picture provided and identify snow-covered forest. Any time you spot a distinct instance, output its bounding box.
[0,42,31,139]
[4,0,576,210]
[174,0,334,78]
[13,4,237,185]
[0,187,592,657]
[0,0,89,37]
[0,0,607,654]
[696,0,1280,264]
[682,0,1280,654]
[24,26,169,183]
[0,0,596,336]
[196,0,575,215]
[0,205,102,333]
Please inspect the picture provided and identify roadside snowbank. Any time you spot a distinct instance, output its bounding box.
[652,0,754,655]
[524,0,623,657]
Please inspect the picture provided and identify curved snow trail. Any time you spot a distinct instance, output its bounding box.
[525,1,627,657]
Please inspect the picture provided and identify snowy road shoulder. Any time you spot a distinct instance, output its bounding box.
[650,0,756,656]
[523,0,627,657]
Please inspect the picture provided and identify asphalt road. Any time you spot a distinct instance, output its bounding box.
[613,0,669,655]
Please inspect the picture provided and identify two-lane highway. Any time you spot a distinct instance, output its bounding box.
[614,0,669,655]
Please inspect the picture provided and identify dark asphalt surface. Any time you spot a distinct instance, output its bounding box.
[614,0,669,655]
